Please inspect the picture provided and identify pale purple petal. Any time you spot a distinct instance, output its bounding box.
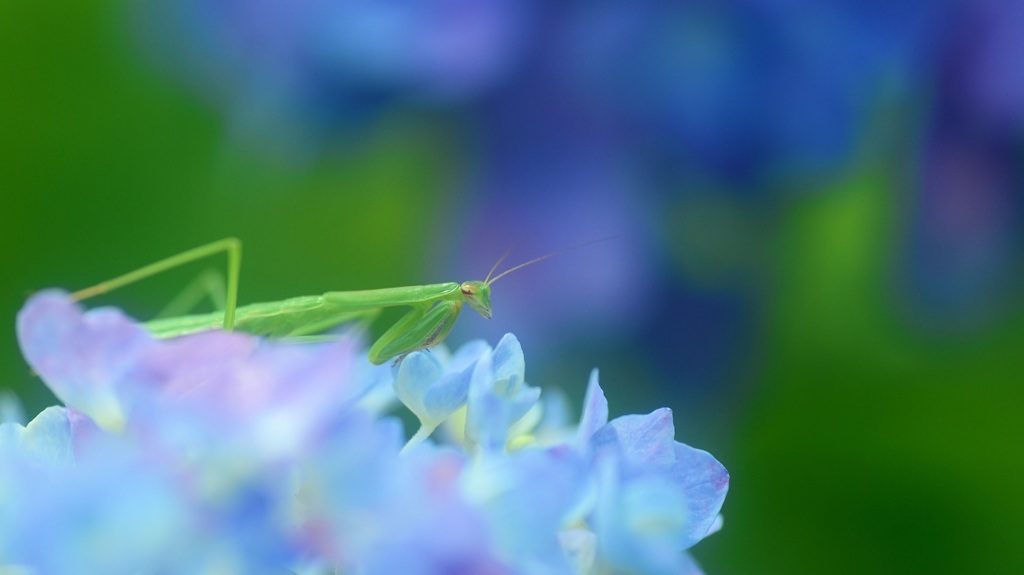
[134,336,364,462]
[16,290,152,429]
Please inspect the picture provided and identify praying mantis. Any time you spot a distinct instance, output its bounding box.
[70,238,600,365]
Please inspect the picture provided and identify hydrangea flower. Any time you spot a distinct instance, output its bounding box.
[3,289,728,574]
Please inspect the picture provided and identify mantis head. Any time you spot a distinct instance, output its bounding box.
[459,281,492,319]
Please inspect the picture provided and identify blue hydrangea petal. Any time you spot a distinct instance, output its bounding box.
[0,406,73,467]
[357,447,512,575]
[65,406,104,457]
[422,370,473,424]
[507,387,541,431]
[592,408,677,470]
[304,415,514,572]
[529,387,572,446]
[592,459,695,575]
[394,350,444,420]
[0,390,25,425]
[1,437,195,573]
[465,347,542,453]
[463,447,586,571]
[449,338,493,371]
[670,442,730,548]
[619,476,694,573]
[491,333,525,391]
[354,355,399,414]
[305,411,406,520]
[680,552,708,575]
[706,513,724,537]
[586,406,729,569]
[558,528,597,575]
[394,348,474,433]
[575,369,608,449]
[468,390,508,453]
[466,350,504,450]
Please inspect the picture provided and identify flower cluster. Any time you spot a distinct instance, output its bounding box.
[2,290,728,574]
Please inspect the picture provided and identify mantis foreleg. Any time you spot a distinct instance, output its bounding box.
[368,301,462,365]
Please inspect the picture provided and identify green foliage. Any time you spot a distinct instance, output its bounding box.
[701,176,1024,574]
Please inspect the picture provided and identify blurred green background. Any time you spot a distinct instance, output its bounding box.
[2,2,1022,574]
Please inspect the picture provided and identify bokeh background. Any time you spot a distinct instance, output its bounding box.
[2,1,1022,573]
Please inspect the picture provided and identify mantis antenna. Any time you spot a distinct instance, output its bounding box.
[484,242,519,284]
[485,236,617,286]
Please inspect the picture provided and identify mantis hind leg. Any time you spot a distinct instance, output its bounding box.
[71,238,242,330]
[154,268,227,319]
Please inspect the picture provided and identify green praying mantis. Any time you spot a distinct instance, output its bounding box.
[70,238,603,365]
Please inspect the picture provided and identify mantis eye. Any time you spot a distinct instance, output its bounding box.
[460,284,474,296]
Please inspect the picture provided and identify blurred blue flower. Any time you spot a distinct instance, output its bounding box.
[6,289,727,574]
[904,0,1024,326]
[604,0,947,183]
[139,0,946,181]
[441,0,953,390]
[137,0,537,156]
